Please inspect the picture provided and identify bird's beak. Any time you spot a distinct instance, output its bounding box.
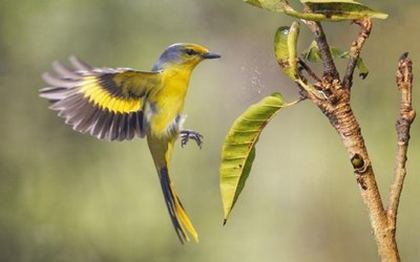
[202,52,221,59]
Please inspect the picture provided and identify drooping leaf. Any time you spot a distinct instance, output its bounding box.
[243,0,287,12]
[301,0,388,21]
[243,0,388,22]
[302,41,369,79]
[274,22,300,80]
[220,93,285,223]
[243,0,326,20]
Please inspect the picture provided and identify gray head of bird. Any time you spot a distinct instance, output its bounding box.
[152,43,221,71]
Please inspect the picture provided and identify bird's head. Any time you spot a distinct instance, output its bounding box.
[152,43,220,71]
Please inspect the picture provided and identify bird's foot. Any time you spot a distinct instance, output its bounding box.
[180,130,203,149]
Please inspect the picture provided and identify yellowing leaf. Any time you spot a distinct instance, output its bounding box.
[220,93,285,223]
[244,0,388,22]
[301,0,388,21]
[243,0,287,12]
[274,22,300,80]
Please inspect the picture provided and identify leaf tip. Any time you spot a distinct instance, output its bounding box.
[359,72,368,80]
[274,26,290,39]
[374,12,389,20]
[243,0,262,8]
[271,92,284,99]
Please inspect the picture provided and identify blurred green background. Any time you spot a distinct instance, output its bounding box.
[1,0,420,261]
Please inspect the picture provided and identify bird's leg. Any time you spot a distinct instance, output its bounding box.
[179,130,203,149]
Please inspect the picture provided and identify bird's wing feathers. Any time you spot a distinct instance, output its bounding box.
[40,56,162,141]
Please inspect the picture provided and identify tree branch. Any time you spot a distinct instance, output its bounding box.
[342,18,373,89]
[387,53,416,229]
[310,86,400,261]
[302,20,340,79]
[296,20,402,261]
[298,58,322,82]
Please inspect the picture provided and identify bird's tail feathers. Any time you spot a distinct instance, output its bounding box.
[159,166,198,244]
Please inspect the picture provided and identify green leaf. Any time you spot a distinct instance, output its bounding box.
[301,0,388,21]
[244,0,387,21]
[302,41,322,63]
[274,22,300,80]
[302,41,369,79]
[220,93,285,223]
[243,0,287,12]
[355,57,368,79]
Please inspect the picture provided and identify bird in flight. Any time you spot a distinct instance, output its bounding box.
[40,43,221,243]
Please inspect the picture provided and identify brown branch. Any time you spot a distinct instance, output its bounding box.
[342,18,373,89]
[309,85,399,261]
[296,20,402,261]
[283,15,413,261]
[387,53,416,229]
[298,58,322,82]
[302,20,339,79]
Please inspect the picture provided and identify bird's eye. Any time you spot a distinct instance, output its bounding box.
[185,49,196,56]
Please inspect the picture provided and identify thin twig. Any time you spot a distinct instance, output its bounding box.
[387,53,416,229]
[302,20,339,79]
[342,18,372,89]
[298,58,322,82]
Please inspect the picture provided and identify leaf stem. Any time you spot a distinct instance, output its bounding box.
[298,59,322,82]
[284,97,305,107]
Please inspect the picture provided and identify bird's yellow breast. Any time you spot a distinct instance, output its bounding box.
[147,65,193,137]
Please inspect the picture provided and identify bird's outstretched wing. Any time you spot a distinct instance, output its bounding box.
[40,56,162,141]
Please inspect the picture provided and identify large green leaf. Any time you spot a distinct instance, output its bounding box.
[220,93,285,223]
[302,41,369,79]
[274,22,300,80]
[243,0,388,22]
[301,0,388,21]
[243,0,287,12]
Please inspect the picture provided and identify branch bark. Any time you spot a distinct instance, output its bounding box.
[310,85,399,262]
[296,21,415,262]
[387,53,416,230]
[342,18,372,89]
[302,20,340,79]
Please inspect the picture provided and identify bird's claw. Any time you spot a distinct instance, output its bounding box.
[180,130,203,149]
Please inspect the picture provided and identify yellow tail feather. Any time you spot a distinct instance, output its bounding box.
[148,135,198,243]
[158,166,198,243]
[172,186,199,242]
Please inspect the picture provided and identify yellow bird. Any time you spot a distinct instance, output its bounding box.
[39,43,221,243]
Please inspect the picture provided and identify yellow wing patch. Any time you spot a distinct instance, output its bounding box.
[80,77,142,113]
